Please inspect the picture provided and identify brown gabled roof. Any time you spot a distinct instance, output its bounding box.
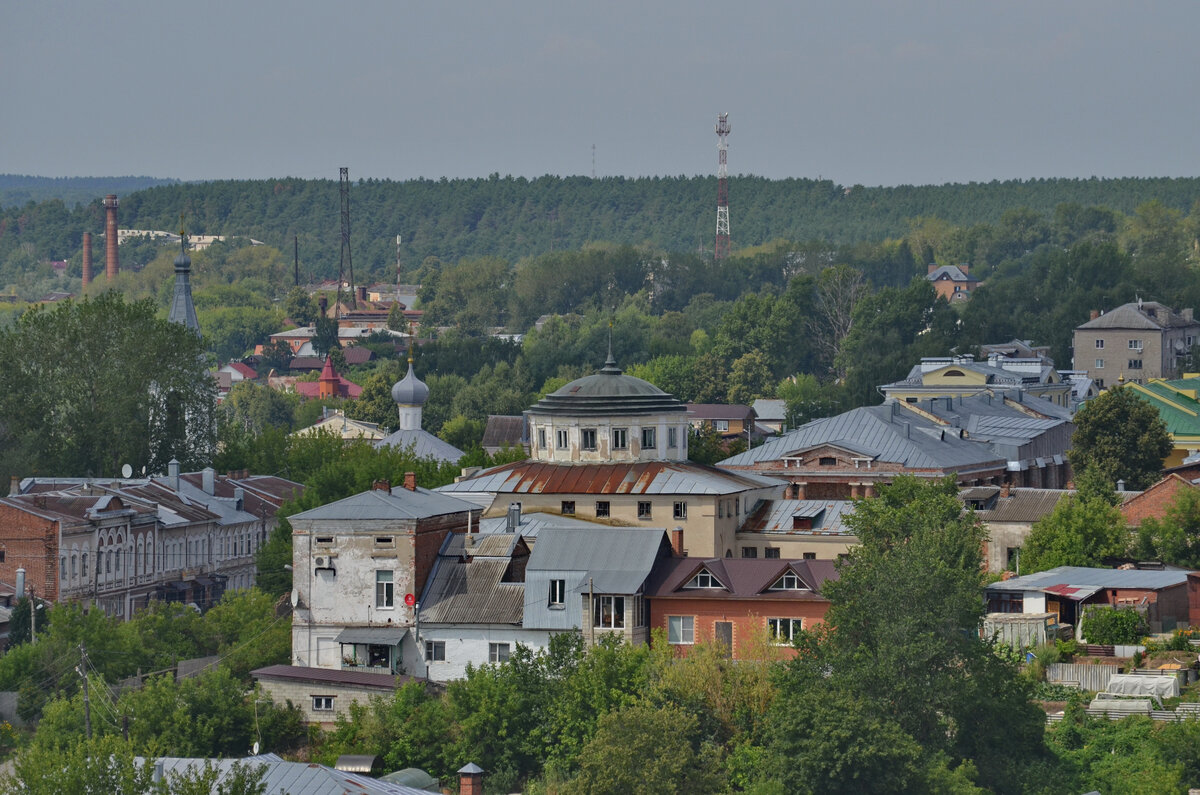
[687,403,755,421]
[481,415,525,449]
[645,557,838,600]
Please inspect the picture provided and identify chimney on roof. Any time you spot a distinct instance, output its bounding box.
[927,263,937,275]
[959,263,969,275]
[1090,309,1100,320]
[15,569,25,599]
[458,764,485,795]
[357,285,367,303]
[201,467,215,496]
[1000,482,1011,498]
[234,487,244,511]
[1117,479,1126,492]
[403,472,416,491]
[168,459,180,492]
[506,502,521,533]
[372,479,391,492]
[8,476,18,496]
[671,527,685,556]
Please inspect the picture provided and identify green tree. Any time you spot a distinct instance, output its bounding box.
[284,286,319,326]
[7,735,156,795]
[0,292,216,487]
[565,700,722,795]
[727,350,775,405]
[1020,493,1129,573]
[1132,486,1200,567]
[1069,386,1171,490]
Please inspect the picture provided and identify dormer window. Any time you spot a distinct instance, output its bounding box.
[686,569,723,589]
[769,571,807,591]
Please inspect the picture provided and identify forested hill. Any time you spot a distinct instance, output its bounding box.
[5,174,1200,277]
[0,175,178,209]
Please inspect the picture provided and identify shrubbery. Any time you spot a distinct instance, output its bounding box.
[1081,606,1146,645]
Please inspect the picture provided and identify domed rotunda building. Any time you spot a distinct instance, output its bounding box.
[439,353,784,558]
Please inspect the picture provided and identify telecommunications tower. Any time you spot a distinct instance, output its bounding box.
[714,113,731,260]
[338,167,356,311]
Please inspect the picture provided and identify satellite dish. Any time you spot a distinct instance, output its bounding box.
[121,464,133,478]
[252,742,260,755]
[290,589,299,608]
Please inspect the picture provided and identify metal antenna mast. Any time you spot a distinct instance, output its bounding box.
[338,167,356,311]
[714,113,731,260]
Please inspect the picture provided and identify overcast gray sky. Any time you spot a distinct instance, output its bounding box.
[3,2,1196,186]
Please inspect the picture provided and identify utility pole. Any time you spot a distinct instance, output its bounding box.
[80,643,92,739]
[28,588,36,644]
[294,235,299,286]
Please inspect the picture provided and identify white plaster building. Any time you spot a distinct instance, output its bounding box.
[289,476,480,676]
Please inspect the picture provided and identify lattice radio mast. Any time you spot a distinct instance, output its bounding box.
[714,113,731,260]
[338,167,356,311]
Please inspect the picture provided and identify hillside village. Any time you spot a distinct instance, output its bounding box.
[9,185,1200,791]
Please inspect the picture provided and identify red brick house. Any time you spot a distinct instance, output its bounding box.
[645,557,837,659]
[1119,474,1197,527]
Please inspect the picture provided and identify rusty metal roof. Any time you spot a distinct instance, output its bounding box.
[437,460,783,496]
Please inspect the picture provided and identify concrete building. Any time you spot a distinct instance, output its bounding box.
[961,486,1071,573]
[288,476,481,676]
[1073,301,1200,387]
[880,353,1072,409]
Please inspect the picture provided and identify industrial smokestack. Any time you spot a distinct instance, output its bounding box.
[103,195,119,281]
[82,232,92,286]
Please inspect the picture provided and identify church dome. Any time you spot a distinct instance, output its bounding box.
[528,355,685,417]
[391,362,429,406]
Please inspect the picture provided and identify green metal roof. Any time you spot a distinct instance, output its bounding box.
[1129,380,1200,438]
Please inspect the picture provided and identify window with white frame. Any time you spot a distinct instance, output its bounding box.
[581,428,597,451]
[556,429,568,449]
[1095,358,1105,369]
[593,595,625,629]
[489,642,511,663]
[637,501,652,519]
[538,428,547,449]
[673,501,687,519]
[712,419,729,432]
[769,572,806,590]
[612,428,628,450]
[549,579,566,607]
[312,696,334,711]
[1128,359,1143,370]
[668,615,694,644]
[768,618,803,644]
[668,427,678,448]
[686,569,722,589]
[425,640,446,661]
[1129,339,1143,350]
[375,570,394,608]
[1095,339,1104,349]
[641,427,656,449]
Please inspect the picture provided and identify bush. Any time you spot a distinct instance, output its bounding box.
[1081,606,1146,645]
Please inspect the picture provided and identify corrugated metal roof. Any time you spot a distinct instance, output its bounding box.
[419,534,528,625]
[1077,302,1194,330]
[739,499,857,536]
[969,488,1071,523]
[986,566,1190,593]
[251,664,415,689]
[336,627,409,645]
[437,460,782,496]
[291,485,478,523]
[148,755,434,795]
[475,511,617,538]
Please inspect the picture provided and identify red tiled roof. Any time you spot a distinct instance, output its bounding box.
[228,362,257,379]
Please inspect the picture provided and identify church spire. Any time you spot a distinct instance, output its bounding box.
[168,215,199,333]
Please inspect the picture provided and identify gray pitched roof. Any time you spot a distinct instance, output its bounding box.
[374,428,465,464]
[739,499,857,536]
[291,485,477,523]
[147,755,433,795]
[528,527,669,594]
[1076,301,1196,331]
[926,265,979,283]
[986,565,1189,593]
[718,404,1004,471]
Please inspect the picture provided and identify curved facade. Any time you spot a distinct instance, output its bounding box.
[526,356,690,464]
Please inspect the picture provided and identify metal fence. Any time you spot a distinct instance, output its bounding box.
[1046,662,1120,692]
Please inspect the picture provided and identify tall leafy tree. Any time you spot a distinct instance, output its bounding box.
[1069,386,1171,490]
[0,292,215,487]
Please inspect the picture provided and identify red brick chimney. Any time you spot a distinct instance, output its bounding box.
[82,232,92,287]
[1090,309,1100,320]
[403,472,416,491]
[103,195,119,281]
[1000,482,1011,498]
[671,527,685,556]
[458,763,484,795]
[372,479,391,492]
[927,263,938,275]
